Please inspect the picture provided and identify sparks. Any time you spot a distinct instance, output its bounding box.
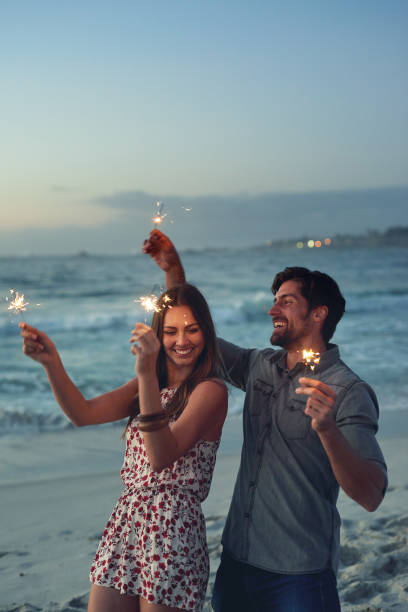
[6,290,29,315]
[152,201,167,227]
[135,294,161,314]
[301,349,321,372]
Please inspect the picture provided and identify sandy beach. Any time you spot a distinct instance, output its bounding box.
[1,412,407,612]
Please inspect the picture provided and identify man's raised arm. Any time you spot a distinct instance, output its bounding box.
[142,230,186,289]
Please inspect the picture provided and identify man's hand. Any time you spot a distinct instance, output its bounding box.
[142,229,186,288]
[296,377,337,433]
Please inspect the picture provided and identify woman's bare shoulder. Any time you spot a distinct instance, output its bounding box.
[195,378,227,394]
[189,379,228,411]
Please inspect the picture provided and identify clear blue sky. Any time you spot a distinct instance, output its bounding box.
[1,0,407,252]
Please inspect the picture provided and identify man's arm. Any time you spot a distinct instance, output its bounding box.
[296,377,386,512]
[317,426,385,512]
[142,230,186,288]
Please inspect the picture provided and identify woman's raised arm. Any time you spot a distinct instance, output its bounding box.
[20,322,138,427]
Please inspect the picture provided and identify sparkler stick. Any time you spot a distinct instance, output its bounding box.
[301,349,321,373]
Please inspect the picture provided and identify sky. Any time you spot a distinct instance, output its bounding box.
[1,0,407,254]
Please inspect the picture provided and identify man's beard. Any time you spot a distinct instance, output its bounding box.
[270,329,290,348]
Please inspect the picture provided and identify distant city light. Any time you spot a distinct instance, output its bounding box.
[307,240,315,248]
[296,241,304,249]
[324,238,332,246]
[315,240,322,248]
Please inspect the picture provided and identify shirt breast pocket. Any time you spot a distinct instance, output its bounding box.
[250,378,274,416]
[278,398,310,439]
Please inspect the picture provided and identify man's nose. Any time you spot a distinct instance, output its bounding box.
[269,303,278,317]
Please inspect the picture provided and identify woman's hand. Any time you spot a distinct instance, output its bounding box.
[19,322,58,366]
[130,323,160,377]
[142,229,186,287]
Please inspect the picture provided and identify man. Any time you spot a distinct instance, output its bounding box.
[143,230,387,612]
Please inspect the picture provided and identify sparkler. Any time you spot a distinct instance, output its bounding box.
[134,291,173,323]
[135,294,161,314]
[301,349,321,372]
[5,289,29,317]
[152,201,167,227]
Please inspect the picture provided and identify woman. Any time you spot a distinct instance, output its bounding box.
[20,283,228,612]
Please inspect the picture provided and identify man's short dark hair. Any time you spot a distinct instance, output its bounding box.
[271,267,346,344]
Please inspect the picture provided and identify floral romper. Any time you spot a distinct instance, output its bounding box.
[90,387,220,610]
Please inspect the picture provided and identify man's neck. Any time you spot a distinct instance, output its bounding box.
[285,338,327,371]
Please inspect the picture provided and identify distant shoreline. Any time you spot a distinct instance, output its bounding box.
[258,225,408,250]
[1,226,407,257]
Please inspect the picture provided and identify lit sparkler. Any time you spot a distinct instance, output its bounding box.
[135,294,161,314]
[301,349,321,372]
[152,201,167,227]
[5,289,29,316]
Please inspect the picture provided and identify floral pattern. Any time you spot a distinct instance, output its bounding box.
[90,387,220,610]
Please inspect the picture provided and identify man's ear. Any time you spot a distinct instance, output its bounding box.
[313,305,328,323]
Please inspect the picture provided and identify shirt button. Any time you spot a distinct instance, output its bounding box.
[249,481,256,487]
[244,512,250,518]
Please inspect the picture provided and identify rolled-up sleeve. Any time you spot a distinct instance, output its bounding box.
[336,381,388,488]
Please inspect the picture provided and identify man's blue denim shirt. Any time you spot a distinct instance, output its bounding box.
[218,339,387,574]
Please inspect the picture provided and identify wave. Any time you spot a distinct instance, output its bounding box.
[0,406,71,435]
[0,391,244,436]
[0,311,130,336]
[0,293,273,337]
[348,287,408,299]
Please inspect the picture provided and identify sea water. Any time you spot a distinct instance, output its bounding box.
[1,246,407,435]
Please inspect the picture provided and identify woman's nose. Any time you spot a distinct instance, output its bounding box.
[176,330,188,345]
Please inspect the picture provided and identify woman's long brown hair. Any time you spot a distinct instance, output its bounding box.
[123,283,222,436]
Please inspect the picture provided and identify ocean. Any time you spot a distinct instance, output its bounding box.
[1,246,407,435]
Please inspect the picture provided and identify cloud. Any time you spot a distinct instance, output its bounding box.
[1,186,407,255]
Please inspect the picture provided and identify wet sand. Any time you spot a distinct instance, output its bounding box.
[1,413,407,611]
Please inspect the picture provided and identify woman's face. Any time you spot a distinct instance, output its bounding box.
[162,305,205,372]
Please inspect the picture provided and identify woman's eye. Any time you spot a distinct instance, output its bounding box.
[188,328,199,334]
[164,330,176,335]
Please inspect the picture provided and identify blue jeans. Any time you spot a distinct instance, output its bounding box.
[212,551,341,612]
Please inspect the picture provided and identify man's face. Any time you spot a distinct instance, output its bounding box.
[268,280,314,350]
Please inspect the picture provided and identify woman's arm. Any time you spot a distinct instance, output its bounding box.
[142,230,186,289]
[141,378,227,472]
[131,323,228,471]
[20,322,138,427]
